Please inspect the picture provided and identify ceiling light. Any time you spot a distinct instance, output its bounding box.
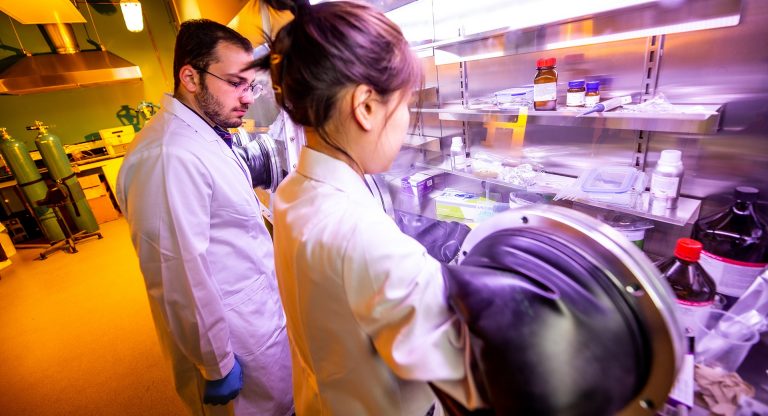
[120,0,143,33]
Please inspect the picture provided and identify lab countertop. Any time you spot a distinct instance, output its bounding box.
[72,153,125,170]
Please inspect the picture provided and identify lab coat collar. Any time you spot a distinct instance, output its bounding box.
[296,147,374,201]
[161,94,219,144]
[161,94,252,183]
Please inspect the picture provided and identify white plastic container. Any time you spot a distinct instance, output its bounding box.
[450,137,468,171]
[598,211,654,249]
[493,87,534,107]
[650,149,684,209]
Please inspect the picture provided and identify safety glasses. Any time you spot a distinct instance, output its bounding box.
[195,67,263,98]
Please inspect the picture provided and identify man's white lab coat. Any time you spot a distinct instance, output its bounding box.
[272,147,478,415]
[116,94,293,416]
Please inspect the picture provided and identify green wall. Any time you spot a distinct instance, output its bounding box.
[0,1,178,148]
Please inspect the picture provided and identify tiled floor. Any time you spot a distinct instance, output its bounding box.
[0,219,186,415]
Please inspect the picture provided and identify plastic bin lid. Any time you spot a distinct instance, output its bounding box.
[494,87,533,97]
[581,167,638,193]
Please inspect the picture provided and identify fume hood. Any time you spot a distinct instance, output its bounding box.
[0,2,143,95]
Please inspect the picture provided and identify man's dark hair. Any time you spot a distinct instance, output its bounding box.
[173,19,253,92]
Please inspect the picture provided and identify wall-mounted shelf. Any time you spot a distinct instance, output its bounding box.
[403,134,440,149]
[411,161,701,226]
[417,104,722,134]
[571,193,701,227]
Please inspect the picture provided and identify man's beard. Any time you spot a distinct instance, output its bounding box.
[195,82,243,128]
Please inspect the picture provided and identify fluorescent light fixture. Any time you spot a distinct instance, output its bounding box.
[387,1,434,44]
[546,15,741,49]
[433,0,657,39]
[434,49,505,65]
[120,0,143,33]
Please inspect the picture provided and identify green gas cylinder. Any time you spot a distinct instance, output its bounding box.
[0,128,65,242]
[29,121,99,234]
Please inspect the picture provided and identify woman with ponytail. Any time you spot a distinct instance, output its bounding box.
[250,1,482,415]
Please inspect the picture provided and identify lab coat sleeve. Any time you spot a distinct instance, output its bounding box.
[340,209,464,382]
[153,147,234,381]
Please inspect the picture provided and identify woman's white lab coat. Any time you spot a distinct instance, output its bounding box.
[116,94,293,416]
[272,147,478,415]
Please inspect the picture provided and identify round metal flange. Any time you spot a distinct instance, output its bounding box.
[231,128,285,192]
[253,133,283,193]
[459,205,683,415]
[230,127,251,147]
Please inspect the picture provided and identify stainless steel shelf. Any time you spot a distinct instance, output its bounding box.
[412,161,701,226]
[414,160,528,191]
[417,104,723,134]
[403,134,440,150]
[571,192,701,227]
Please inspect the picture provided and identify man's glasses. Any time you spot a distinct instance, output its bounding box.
[195,67,263,98]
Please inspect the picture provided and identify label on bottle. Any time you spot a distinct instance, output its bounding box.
[584,94,600,107]
[675,301,713,338]
[451,151,467,170]
[533,82,556,101]
[619,229,646,243]
[566,92,585,107]
[699,251,767,297]
[650,173,680,198]
[662,354,694,411]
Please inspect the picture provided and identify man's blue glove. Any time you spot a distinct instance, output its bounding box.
[203,356,244,405]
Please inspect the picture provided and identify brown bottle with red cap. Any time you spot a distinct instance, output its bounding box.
[533,57,558,111]
[658,238,717,344]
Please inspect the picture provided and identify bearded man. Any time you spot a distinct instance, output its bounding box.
[116,19,293,416]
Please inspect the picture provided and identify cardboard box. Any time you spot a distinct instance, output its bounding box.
[401,169,443,196]
[88,195,120,224]
[78,174,101,189]
[0,230,16,257]
[435,189,506,221]
[83,183,107,200]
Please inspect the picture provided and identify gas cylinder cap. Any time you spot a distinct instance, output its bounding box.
[26,120,49,135]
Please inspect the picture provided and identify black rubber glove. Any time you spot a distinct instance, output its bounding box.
[437,228,650,415]
[233,141,272,189]
[394,209,471,263]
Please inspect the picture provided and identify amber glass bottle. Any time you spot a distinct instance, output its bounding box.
[693,186,768,309]
[657,238,717,343]
[585,81,601,107]
[533,57,557,111]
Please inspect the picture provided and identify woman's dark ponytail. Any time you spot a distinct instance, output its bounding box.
[260,0,309,16]
[249,0,422,131]
[247,0,306,81]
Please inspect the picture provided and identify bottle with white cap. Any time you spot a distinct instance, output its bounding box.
[651,149,684,209]
[450,136,468,171]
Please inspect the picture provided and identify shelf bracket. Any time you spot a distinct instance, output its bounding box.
[636,34,665,170]
[459,60,470,145]
[635,130,648,171]
[641,34,664,103]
